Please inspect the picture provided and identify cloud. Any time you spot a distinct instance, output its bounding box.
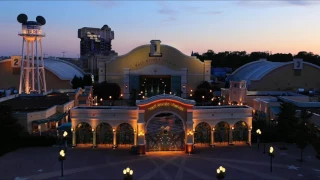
[157,1,178,15]
[162,17,176,22]
[236,0,319,7]
[90,0,119,9]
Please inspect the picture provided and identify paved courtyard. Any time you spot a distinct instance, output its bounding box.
[1,143,320,180]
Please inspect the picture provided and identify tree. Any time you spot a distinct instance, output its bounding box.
[0,105,27,155]
[71,75,93,89]
[83,74,93,87]
[71,75,81,89]
[93,81,121,102]
[277,102,298,149]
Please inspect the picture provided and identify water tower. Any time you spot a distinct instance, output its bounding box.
[17,14,47,94]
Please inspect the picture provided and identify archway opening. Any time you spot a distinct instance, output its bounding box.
[146,113,185,151]
[214,121,230,144]
[76,122,93,145]
[233,121,249,144]
[116,123,134,147]
[194,122,211,146]
[96,122,113,147]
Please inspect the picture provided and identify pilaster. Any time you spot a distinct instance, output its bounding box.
[181,68,188,98]
[123,68,130,99]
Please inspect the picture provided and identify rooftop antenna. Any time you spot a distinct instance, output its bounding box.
[62,51,66,58]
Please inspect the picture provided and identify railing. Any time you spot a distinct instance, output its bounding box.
[0,94,19,102]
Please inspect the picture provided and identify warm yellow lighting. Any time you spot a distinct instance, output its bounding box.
[202,96,204,99]
[231,126,234,130]
[269,146,274,153]
[63,131,68,137]
[250,126,252,130]
[218,102,221,105]
[123,169,126,175]
[211,98,214,101]
[100,98,103,102]
[121,94,123,97]
[148,102,184,111]
[183,85,185,89]
[59,150,65,157]
[256,129,261,135]
[92,128,95,132]
[134,129,136,133]
[240,103,243,105]
[210,90,212,93]
[129,170,133,175]
[170,92,172,95]
[190,94,193,97]
[142,96,145,99]
[187,130,194,136]
[109,96,112,99]
[138,131,145,136]
[125,85,128,89]
[212,127,215,131]
[71,128,74,132]
[140,91,143,94]
[113,128,115,132]
[126,167,130,173]
[191,89,193,92]
[217,169,220,174]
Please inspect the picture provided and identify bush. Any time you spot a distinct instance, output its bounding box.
[19,135,56,147]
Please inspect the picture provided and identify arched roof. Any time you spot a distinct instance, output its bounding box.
[43,58,85,80]
[227,59,288,84]
[227,59,320,85]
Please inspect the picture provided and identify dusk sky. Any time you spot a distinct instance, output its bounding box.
[1,0,320,58]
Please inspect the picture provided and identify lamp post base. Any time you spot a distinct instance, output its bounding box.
[186,144,194,154]
[210,144,215,147]
[112,145,117,149]
[138,144,145,155]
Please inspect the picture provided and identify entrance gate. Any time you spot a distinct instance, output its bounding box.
[146,113,185,151]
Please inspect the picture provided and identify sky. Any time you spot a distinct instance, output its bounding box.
[0,0,320,58]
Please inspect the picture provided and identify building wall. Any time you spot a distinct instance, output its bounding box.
[0,60,72,90]
[98,44,210,96]
[249,64,320,91]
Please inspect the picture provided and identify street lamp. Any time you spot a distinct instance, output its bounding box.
[59,150,66,177]
[202,96,205,106]
[216,166,226,180]
[63,131,68,152]
[109,96,112,106]
[123,167,133,180]
[269,146,275,172]
[256,129,261,150]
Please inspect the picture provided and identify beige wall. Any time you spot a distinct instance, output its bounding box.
[98,44,209,93]
[249,63,320,91]
[0,60,72,90]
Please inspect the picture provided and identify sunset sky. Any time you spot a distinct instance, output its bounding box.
[0,0,320,57]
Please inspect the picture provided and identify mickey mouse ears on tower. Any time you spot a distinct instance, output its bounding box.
[17,14,28,24]
[36,16,46,25]
[17,14,46,26]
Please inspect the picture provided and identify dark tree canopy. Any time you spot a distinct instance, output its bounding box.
[93,81,121,100]
[71,74,92,89]
[277,102,298,143]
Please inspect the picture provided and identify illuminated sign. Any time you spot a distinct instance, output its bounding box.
[134,58,177,68]
[147,102,185,111]
[27,25,41,30]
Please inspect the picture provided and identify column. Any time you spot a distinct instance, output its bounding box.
[123,68,130,99]
[181,68,188,98]
[134,129,137,146]
[186,109,194,154]
[137,110,145,154]
[210,128,215,147]
[229,127,233,145]
[113,128,117,149]
[72,128,76,147]
[92,129,96,148]
[248,129,252,145]
[204,60,211,82]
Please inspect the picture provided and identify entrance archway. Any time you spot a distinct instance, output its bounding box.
[214,121,230,144]
[76,122,93,144]
[233,121,249,143]
[116,123,134,146]
[194,122,211,145]
[146,113,185,151]
[96,122,113,146]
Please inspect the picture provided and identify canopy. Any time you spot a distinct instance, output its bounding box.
[57,122,72,131]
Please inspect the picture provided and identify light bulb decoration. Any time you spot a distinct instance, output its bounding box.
[216,166,226,180]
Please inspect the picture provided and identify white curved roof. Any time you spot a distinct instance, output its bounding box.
[43,58,84,80]
[227,59,288,85]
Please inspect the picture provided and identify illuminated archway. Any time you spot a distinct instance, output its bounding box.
[214,121,230,143]
[146,113,185,151]
[116,123,134,146]
[96,122,113,145]
[194,122,211,145]
[76,122,93,144]
[233,121,249,143]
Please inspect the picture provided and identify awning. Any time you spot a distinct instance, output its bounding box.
[57,122,72,131]
[270,106,281,115]
[32,112,67,125]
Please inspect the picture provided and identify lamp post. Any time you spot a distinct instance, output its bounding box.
[120,94,123,106]
[59,150,66,177]
[109,96,112,106]
[123,167,133,180]
[256,129,261,150]
[216,166,226,180]
[100,98,103,106]
[63,131,68,152]
[202,96,205,106]
[269,146,275,172]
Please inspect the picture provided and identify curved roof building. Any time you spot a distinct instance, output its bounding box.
[0,57,84,91]
[227,59,320,91]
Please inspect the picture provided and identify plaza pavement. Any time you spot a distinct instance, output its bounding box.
[1,143,320,180]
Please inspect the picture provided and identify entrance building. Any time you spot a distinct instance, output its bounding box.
[70,94,253,153]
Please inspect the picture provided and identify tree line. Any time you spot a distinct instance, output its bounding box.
[193,50,320,71]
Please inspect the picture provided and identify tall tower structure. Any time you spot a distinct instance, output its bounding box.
[17,14,47,94]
